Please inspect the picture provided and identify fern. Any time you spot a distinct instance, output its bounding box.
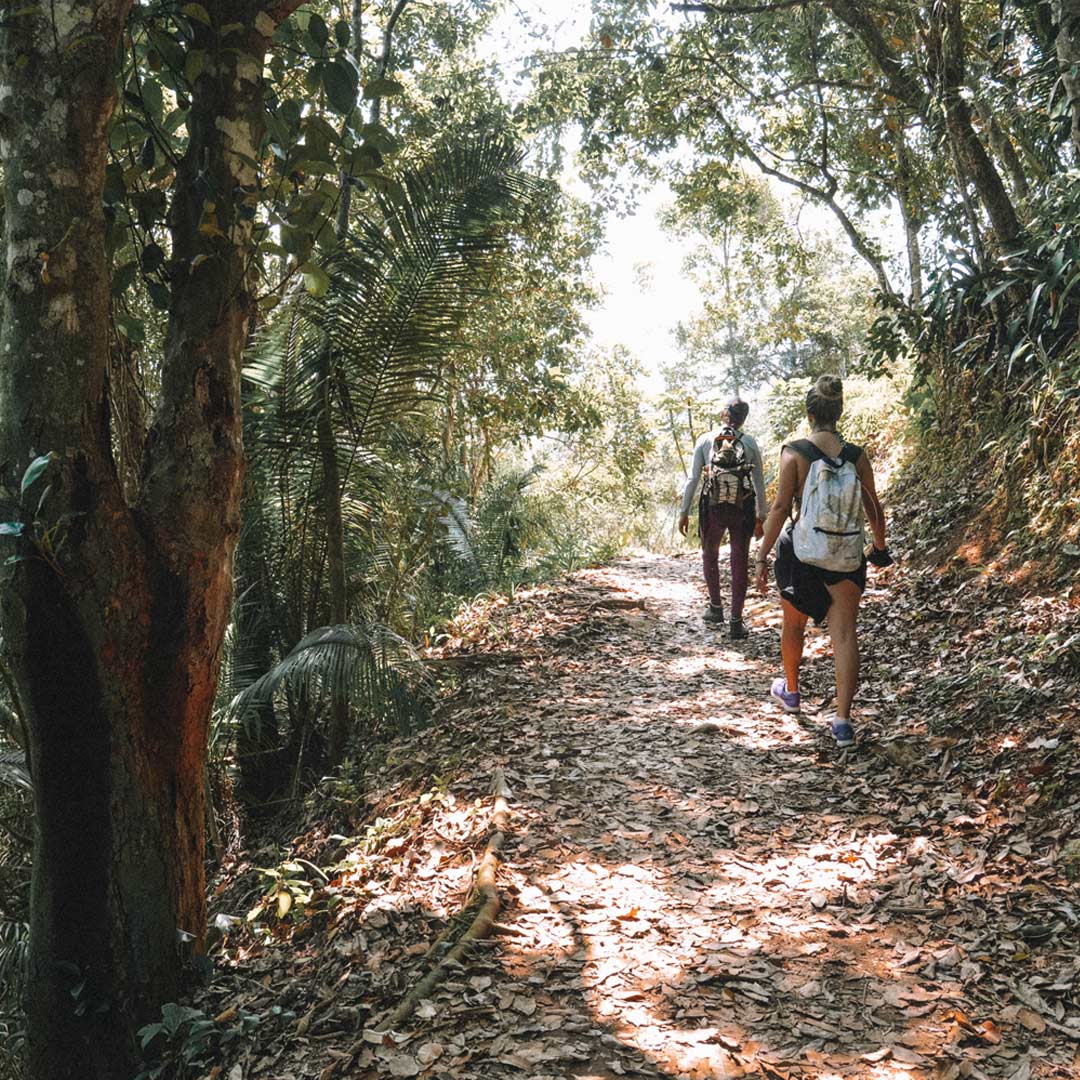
[0,751,28,794]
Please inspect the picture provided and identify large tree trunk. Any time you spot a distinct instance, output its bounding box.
[928,1,1023,247]
[0,4,300,1078]
[0,6,146,1076]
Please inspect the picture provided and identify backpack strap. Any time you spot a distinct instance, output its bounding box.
[783,439,827,463]
[785,438,862,466]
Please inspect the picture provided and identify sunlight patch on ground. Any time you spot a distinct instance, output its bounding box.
[705,834,890,901]
[509,822,913,1075]
[661,653,759,677]
[589,561,702,608]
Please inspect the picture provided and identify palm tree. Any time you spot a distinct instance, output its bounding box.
[229,135,542,778]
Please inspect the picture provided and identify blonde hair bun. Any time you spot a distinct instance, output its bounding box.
[814,374,843,400]
[806,374,844,423]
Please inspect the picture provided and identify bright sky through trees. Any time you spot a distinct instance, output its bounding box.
[476,0,909,395]
[476,2,696,392]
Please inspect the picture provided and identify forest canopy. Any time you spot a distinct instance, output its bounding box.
[1,2,1079,1078]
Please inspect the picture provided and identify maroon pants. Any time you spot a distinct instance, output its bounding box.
[701,502,754,618]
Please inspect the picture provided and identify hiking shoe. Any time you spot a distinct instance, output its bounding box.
[703,604,725,624]
[729,618,748,640]
[830,717,856,748]
[770,678,800,714]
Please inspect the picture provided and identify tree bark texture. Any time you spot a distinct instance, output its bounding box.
[0,4,301,1077]
[829,0,1021,246]
[926,1,1023,247]
[1055,0,1080,161]
[972,94,1031,202]
[890,125,923,306]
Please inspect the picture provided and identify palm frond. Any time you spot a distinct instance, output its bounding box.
[0,918,28,989]
[0,751,29,793]
[226,623,428,745]
[246,134,543,450]
[436,492,478,570]
[435,466,544,592]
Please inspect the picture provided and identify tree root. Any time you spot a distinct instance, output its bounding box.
[384,812,507,1026]
[589,597,646,611]
[329,768,512,1075]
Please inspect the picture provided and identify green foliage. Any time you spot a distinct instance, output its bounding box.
[224,134,543,777]
[765,370,909,461]
[106,2,402,330]
[0,736,29,1080]
[765,377,813,446]
[247,860,328,923]
[663,172,877,392]
[135,1002,272,1080]
[437,467,543,594]
[249,133,540,451]
[227,623,427,744]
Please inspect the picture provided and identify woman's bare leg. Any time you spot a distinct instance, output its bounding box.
[824,580,862,718]
[780,600,808,693]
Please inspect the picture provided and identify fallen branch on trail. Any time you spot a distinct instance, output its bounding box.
[589,597,646,611]
[382,767,512,1027]
[325,770,513,1076]
[418,651,532,670]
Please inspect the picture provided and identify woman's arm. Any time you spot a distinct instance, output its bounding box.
[747,436,767,522]
[678,435,708,534]
[755,449,800,592]
[857,451,886,550]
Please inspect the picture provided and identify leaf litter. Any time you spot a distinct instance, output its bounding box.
[199,551,1079,1079]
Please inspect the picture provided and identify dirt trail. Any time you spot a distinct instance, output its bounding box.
[383,554,1078,1080]
[220,554,1079,1080]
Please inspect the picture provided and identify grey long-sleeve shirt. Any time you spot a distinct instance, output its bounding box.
[679,429,767,519]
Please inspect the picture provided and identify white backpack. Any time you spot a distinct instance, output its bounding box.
[793,446,864,572]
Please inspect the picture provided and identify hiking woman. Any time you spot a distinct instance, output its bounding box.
[754,375,887,747]
[678,398,767,639]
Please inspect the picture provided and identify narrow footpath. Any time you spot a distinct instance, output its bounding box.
[215,553,1080,1080]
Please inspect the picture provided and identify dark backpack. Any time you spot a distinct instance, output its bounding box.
[704,426,752,508]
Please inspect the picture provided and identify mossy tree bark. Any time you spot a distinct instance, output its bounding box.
[0,3,301,1077]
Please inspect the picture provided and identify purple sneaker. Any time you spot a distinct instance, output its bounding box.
[770,678,801,714]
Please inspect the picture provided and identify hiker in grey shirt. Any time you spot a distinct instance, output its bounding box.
[678,398,767,638]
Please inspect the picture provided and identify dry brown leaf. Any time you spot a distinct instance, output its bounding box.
[1017,1007,1046,1033]
[385,1054,420,1078]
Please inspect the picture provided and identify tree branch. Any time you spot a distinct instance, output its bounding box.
[826,0,928,113]
[738,132,898,301]
[672,0,810,13]
[674,0,907,14]
[262,0,307,24]
[369,0,411,125]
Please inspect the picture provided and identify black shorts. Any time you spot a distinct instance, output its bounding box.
[774,523,866,624]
